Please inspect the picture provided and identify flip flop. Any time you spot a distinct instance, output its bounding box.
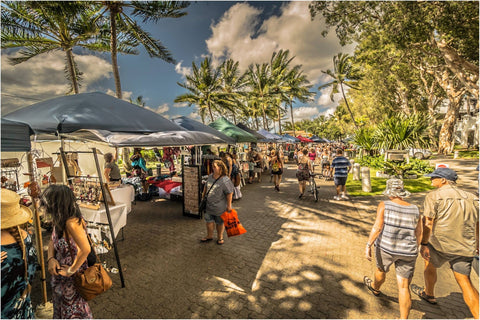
[363,276,381,296]
[200,238,213,243]
[411,284,437,304]
[216,239,224,245]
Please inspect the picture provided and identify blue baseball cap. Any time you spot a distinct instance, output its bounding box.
[425,167,458,181]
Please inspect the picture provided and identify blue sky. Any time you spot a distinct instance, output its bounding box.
[1,1,354,127]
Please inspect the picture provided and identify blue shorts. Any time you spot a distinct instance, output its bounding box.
[204,213,224,225]
[334,176,347,186]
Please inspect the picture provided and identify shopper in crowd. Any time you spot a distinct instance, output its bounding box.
[246,147,256,184]
[308,147,317,165]
[253,149,263,183]
[364,179,422,319]
[296,148,312,199]
[330,148,352,200]
[321,148,331,179]
[270,149,284,192]
[1,189,38,319]
[200,160,234,245]
[44,185,93,319]
[412,168,479,318]
[219,151,233,178]
[131,148,148,192]
[103,151,121,183]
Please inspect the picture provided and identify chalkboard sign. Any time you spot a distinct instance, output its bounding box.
[182,165,202,218]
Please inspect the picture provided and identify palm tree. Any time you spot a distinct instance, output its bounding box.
[129,95,146,107]
[175,58,223,123]
[319,53,361,129]
[247,62,274,130]
[100,1,190,99]
[218,59,248,124]
[285,66,314,136]
[1,1,108,94]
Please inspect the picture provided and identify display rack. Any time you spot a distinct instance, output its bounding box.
[59,147,125,288]
[1,158,21,191]
[182,163,203,218]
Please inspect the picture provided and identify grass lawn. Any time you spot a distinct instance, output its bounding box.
[458,150,479,159]
[347,172,435,196]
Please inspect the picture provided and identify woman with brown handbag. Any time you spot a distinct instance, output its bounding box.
[43,185,93,319]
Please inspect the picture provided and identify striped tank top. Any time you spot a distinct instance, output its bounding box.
[376,201,420,256]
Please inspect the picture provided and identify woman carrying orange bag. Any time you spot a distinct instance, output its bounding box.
[200,160,234,245]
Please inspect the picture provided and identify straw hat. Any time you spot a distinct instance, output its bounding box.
[382,178,411,198]
[1,189,33,229]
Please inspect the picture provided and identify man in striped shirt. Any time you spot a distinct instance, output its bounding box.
[330,148,352,200]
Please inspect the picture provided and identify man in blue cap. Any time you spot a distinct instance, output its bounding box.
[411,167,479,318]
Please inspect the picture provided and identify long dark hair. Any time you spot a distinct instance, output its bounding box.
[41,185,82,238]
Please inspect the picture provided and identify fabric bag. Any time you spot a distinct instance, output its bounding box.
[220,208,247,237]
[233,186,242,200]
[66,228,112,301]
[199,177,220,213]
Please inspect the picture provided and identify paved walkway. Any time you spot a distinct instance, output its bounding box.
[32,158,478,318]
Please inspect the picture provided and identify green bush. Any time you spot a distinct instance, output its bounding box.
[355,155,434,177]
[355,155,384,170]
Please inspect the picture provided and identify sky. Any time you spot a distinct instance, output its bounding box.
[1,1,354,129]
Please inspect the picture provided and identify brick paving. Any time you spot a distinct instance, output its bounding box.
[31,158,478,318]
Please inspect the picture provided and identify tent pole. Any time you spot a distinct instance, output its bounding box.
[27,152,48,304]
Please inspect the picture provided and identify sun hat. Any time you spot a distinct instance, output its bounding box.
[1,189,33,229]
[383,178,411,198]
[425,167,458,181]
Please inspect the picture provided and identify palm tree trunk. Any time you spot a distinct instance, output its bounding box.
[208,104,214,123]
[65,48,79,94]
[340,84,358,129]
[232,112,236,124]
[277,107,282,135]
[110,9,122,99]
[290,102,296,137]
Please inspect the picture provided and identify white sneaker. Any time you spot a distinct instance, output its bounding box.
[341,195,349,200]
[333,196,341,200]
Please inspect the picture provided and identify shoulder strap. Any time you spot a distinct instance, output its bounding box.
[204,177,221,199]
[65,220,98,270]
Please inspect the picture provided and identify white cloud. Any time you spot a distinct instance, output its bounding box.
[173,102,189,108]
[205,2,355,85]
[293,106,320,121]
[174,61,192,79]
[1,51,112,114]
[156,103,169,114]
[105,89,132,101]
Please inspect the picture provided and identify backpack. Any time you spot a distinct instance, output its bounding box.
[272,161,280,172]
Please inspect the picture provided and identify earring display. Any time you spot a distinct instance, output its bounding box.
[71,177,104,210]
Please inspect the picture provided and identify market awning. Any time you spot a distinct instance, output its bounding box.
[172,116,235,144]
[47,129,228,147]
[257,129,284,142]
[282,134,301,143]
[297,135,314,142]
[208,117,257,143]
[236,123,267,140]
[4,92,183,134]
[1,118,33,152]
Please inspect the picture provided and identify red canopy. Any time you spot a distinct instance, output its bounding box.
[297,135,313,142]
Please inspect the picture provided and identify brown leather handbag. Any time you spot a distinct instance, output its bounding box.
[66,225,112,301]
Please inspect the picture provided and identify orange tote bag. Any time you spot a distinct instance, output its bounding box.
[220,208,247,237]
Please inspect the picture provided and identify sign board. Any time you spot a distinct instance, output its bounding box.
[182,165,202,218]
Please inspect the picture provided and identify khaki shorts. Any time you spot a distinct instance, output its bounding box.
[375,246,417,279]
[426,243,474,276]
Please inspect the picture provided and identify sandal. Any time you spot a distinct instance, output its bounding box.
[216,239,224,245]
[363,276,381,296]
[411,284,437,304]
[200,238,213,243]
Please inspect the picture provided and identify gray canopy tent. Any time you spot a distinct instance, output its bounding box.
[172,116,236,145]
[1,118,33,152]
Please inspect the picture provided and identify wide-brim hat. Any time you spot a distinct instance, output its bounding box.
[383,178,411,198]
[1,189,33,229]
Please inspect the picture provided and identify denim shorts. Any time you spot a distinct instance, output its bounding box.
[426,243,474,276]
[375,246,417,279]
[334,176,347,186]
[204,213,224,225]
